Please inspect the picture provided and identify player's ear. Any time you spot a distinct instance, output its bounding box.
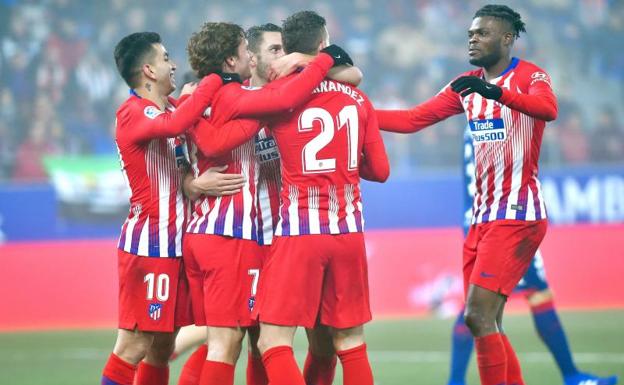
[503,31,514,47]
[224,55,237,71]
[142,63,157,81]
[249,53,257,69]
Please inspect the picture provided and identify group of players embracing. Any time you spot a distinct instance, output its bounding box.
[100,5,602,385]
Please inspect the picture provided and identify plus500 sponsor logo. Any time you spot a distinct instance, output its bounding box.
[469,118,506,143]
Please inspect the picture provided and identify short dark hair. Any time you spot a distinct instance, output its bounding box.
[282,11,326,55]
[187,22,245,78]
[114,32,161,88]
[247,23,282,54]
[474,4,526,38]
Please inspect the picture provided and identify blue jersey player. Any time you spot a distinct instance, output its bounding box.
[446,128,618,385]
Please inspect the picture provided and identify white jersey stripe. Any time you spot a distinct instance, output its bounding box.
[328,185,340,234]
[308,186,321,234]
[288,185,300,236]
[137,218,149,256]
[345,184,357,232]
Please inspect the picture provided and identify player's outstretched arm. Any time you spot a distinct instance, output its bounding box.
[360,99,390,183]
[376,86,464,134]
[188,117,261,158]
[124,74,224,143]
[450,73,557,121]
[229,45,353,118]
[182,166,246,201]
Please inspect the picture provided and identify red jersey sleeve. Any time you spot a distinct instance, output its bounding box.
[360,98,389,182]
[188,117,261,158]
[121,74,223,143]
[376,84,464,133]
[227,53,334,118]
[498,68,557,121]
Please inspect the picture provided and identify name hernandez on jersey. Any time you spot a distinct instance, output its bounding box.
[377,58,557,224]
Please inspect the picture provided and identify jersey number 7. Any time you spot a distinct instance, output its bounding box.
[299,105,359,174]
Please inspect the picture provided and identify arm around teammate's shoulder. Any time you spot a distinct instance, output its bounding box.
[124,74,224,143]
[229,53,335,118]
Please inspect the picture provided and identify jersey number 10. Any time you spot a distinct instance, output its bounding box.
[299,105,359,174]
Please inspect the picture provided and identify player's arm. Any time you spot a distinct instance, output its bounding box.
[188,117,261,158]
[497,77,557,121]
[376,87,464,133]
[360,99,390,182]
[328,65,363,86]
[230,46,352,118]
[126,74,224,143]
[269,52,363,86]
[182,166,246,201]
[450,72,557,121]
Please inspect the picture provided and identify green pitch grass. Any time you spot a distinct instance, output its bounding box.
[1,310,622,385]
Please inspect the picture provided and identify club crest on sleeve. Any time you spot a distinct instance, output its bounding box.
[144,106,164,120]
[148,303,162,321]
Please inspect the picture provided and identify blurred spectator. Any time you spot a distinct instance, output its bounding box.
[0,0,621,183]
[591,107,624,163]
[558,105,590,164]
[12,118,60,182]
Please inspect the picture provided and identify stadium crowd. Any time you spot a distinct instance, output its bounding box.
[0,0,622,181]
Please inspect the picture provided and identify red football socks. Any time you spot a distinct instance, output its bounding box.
[247,350,269,385]
[336,343,374,385]
[135,361,168,385]
[102,353,137,385]
[262,346,306,385]
[198,360,235,385]
[501,334,525,385]
[177,344,208,385]
[303,350,337,385]
[475,333,508,385]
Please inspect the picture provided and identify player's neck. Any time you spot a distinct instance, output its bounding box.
[135,82,167,110]
[250,75,268,88]
[482,56,512,81]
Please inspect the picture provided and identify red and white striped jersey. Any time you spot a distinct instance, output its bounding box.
[116,97,188,257]
[254,127,281,245]
[377,58,557,224]
[114,75,223,257]
[186,53,335,241]
[267,79,389,236]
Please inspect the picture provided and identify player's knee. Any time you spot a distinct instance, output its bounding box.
[113,332,154,364]
[147,334,176,364]
[331,326,365,352]
[526,288,553,307]
[463,308,492,336]
[206,328,244,363]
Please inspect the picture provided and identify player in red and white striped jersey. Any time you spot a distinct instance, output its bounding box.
[250,11,389,385]
[376,5,556,385]
[106,32,253,385]
[101,32,239,385]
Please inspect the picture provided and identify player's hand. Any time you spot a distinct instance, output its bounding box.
[217,72,242,85]
[320,44,354,67]
[268,53,315,82]
[180,82,198,96]
[450,76,502,100]
[188,166,246,198]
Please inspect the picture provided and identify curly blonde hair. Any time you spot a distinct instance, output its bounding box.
[187,22,245,78]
